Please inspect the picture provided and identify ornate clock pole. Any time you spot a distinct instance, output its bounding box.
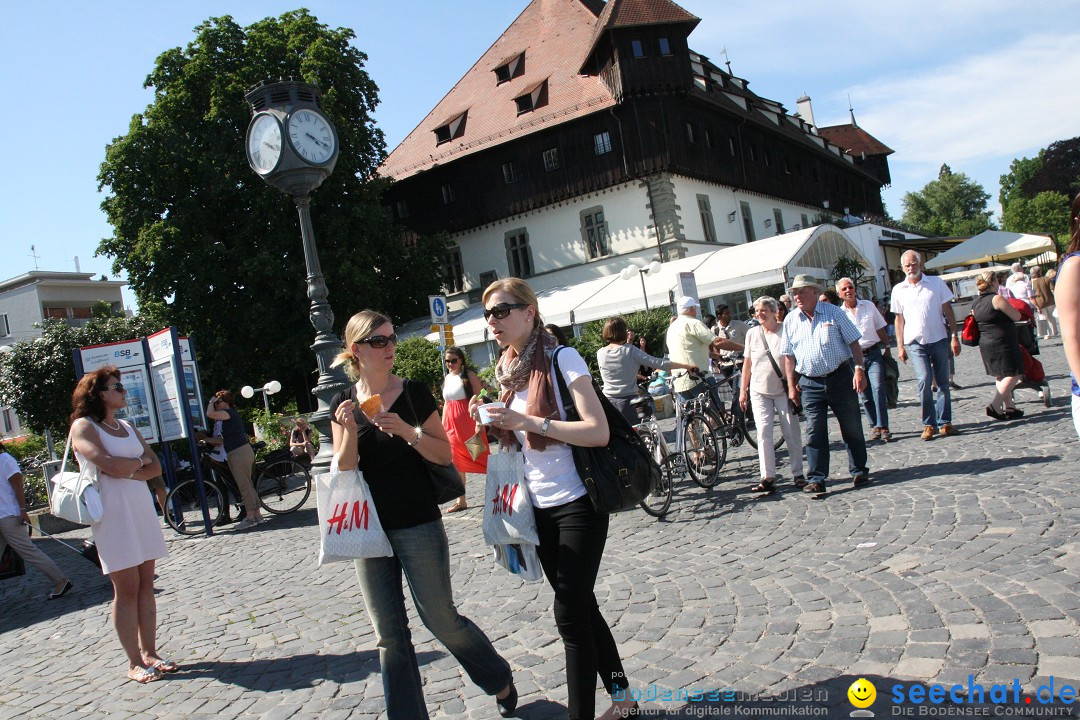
[244,79,347,467]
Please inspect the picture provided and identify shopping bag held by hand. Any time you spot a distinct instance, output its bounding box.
[482,451,539,546]
[316,467,392,565]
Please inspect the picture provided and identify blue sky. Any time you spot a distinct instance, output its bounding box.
[2,0,1077,308]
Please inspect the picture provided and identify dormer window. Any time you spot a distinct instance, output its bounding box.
[514,79,548,115]
[631,40,645,58]
[433,110,468,146]
[659,37,671,56]
[494,52,525,85]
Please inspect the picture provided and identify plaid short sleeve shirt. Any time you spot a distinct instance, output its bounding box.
[780,301,862,377]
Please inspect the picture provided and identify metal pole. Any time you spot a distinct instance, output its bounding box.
[639,269,650,312]
[262,390,270,415]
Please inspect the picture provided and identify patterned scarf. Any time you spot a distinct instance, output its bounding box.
[495,328,560,451]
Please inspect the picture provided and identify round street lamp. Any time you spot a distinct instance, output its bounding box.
[241,380,281,414]
[620,260,663,311]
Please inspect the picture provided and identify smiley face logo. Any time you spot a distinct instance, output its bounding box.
[848,678,876,708]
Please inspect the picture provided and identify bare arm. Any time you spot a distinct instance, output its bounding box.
[7,471,30,524]
[783,354,800,404]
[943,301,961,356]
[370,408,453,466]
[331,400,359,471]
[71,419,160,480]
[991,295,1023,322]
[485,375,610,447]
[1057,257,1080,383]
[894,314,907,362]
[738,354,752,411]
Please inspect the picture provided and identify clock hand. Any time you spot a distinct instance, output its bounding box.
[305,132,329,149]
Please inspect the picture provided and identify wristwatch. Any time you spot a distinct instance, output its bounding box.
[540,417,552,436]
[408,426,424,447]
[853,362,865,370]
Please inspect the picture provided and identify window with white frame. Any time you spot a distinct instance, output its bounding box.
[443,246,464,294]
[594,131,612,155]
[543,147,560,172]
[580,207,610,259]
[505,229,533,278]
[698,195,717,243]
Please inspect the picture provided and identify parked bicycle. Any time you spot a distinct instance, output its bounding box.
[631,376,724,517]
[701,368,789,452]
[165,441,312,535]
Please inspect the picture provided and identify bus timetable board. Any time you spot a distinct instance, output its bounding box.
[76,338,160,443]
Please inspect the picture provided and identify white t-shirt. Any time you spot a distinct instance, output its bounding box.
[842,299,887,350]
[508,347,591,509]
[890,274,954,345]
[0,452,22,519]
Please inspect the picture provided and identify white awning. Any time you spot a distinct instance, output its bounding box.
[924,231,1057,270]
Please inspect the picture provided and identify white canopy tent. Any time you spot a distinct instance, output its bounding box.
[924,231,1056,270]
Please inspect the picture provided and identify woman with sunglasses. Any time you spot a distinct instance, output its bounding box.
[440,346,490,513]
[329,311,515,720]
[70,366,173,684]
[475,279,639,720]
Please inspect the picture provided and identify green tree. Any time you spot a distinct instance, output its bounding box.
[1000,191,1072,250]
[1022,137,1080,199]
[96,11,446,412]
[901,164,993,237]
[999,154,1043,208]
[392,337,444,399]
[571,308,673,379]
[0,316,162,437]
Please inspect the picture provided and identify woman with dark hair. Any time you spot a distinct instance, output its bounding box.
[544,323,570,346]
[476,278,638,720]
[440,345,490,513]
[70,366,172,683]
[1056,192,1080,437]
[971,271,1025,419]
[596,315,696,425]
[205,390,263,529]
[329,311,514,720]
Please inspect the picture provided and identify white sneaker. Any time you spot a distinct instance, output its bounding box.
[235,518,258,531]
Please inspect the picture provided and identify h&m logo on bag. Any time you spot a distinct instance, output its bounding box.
[491,484,518,516]
[326,501,371,535]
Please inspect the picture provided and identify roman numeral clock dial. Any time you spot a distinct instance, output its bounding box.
[287,109,336,164]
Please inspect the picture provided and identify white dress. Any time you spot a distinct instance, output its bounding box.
[81,418,168,574]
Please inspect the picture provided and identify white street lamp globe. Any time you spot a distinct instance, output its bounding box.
[265,380,282,395]
[241,385,255,399]
[619,267,632,281]
[0,345,11,354]
[648,260,662,274]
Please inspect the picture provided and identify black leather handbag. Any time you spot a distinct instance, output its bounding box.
[402,380,466,504]
[552,347,659,514]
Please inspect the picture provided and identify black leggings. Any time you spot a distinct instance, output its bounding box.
[533,495,627,720]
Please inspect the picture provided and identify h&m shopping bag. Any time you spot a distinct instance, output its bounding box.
[493,543,543,582]
[315,468,392,565]
[482,451,539,546]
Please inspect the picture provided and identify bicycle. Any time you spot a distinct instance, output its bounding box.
[702,367,788,452]
[165,442,313,535]
[631,379,723,517]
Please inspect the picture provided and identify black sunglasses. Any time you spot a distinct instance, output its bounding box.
[484,303,527,320]
[445,357,461,365]
[356,333,398,349]
[105,382,126,392]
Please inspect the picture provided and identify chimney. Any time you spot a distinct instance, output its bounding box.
[74,256,81,272]
[796,95,816,129]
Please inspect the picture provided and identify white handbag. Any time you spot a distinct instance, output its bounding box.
[482,451,539,547]
[51,428,104,525]
[315,466,393,565]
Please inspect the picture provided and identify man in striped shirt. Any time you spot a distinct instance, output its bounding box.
[781,275,869,495]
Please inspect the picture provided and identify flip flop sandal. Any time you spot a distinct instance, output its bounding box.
[151,659,180,673]
[750,480,775,493]
[128,666,162,684]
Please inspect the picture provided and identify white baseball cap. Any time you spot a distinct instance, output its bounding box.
[676,296,699,312]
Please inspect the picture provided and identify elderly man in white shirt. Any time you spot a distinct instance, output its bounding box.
[837,277,892,442]
[666,296,741,404]
[890,250,961,440]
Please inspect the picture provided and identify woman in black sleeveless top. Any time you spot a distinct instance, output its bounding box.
[971,271,1024,419]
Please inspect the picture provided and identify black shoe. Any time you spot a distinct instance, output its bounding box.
[1005,408,1025,419]
[852,474,869,486]
[496,682,518,718]
[986,405,1006,420]
[47,581,73,601]
[217,514,238,525]
[949,380,962,390]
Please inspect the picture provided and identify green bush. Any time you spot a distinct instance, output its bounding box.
[393,336,444,400]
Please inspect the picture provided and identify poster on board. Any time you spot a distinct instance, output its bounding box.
[149,359,186,442]
[76,339,160,443]
[178,338,206,431]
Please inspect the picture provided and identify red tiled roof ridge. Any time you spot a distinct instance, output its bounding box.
[817,122,895,157]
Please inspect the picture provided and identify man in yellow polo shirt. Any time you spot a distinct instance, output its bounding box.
[667,296,741,403]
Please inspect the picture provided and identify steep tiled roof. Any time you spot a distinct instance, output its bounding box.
[817,122,894,157]
[379,0,615,181]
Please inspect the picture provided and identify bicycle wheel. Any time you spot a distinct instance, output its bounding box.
[742,396,785,451]
[255,460,312,514]
[682,412,723,488]
[164,478,224,535]
[639,452,674,518]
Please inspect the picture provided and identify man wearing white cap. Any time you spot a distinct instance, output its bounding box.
[666,296,741,403]
[781,274,869,494]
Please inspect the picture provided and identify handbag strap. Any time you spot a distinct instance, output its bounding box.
[551,347,580,422]
[758,327,788,392]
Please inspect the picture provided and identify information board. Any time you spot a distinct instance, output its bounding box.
[76,339,160,442]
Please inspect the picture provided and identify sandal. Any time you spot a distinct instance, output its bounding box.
[803,482,826,494]
[793,476,808,489]
[128,666,163,684]
[750,479,775,493]
[150,658,180,673]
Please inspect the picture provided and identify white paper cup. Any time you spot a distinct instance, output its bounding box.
[477,402,505,425]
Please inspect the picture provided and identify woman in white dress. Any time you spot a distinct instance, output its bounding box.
[70,366,173,684]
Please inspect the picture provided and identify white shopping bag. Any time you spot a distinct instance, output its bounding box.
[315,468,393,565]
[493,543,544,582]
[482,451,539,546]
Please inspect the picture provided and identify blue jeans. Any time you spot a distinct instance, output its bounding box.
[860,345,889,429]
[799,364,868,487]
[355,519,511,720]
[907,338,952,428]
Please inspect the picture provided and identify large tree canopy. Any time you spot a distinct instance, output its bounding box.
[999,140,1077,249]
[1022,137,1080,199]
[901,164,993,237]
[97,11,445,410]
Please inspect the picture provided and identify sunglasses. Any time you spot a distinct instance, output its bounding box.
[445,358,461,365]
[356,333,398,349]
[483,303,527,320]
[106,382,126,392]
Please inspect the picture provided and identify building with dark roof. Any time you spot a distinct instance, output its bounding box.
[380,0,895,311]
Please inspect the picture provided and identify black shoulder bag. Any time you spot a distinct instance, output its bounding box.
[758,327,802,415]
[551,347,659,514]
[401,380,466,504]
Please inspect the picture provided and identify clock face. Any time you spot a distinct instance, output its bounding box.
[247,113,282,175]
[288,109,336,165]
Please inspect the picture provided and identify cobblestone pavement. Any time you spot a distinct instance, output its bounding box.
[2,340,1078,720]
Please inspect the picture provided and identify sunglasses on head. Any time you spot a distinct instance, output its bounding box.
[356,333,398,349]
[106,382,126,392]
[483,302,527,320]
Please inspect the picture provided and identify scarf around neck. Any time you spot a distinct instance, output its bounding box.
[494,328,560,451]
